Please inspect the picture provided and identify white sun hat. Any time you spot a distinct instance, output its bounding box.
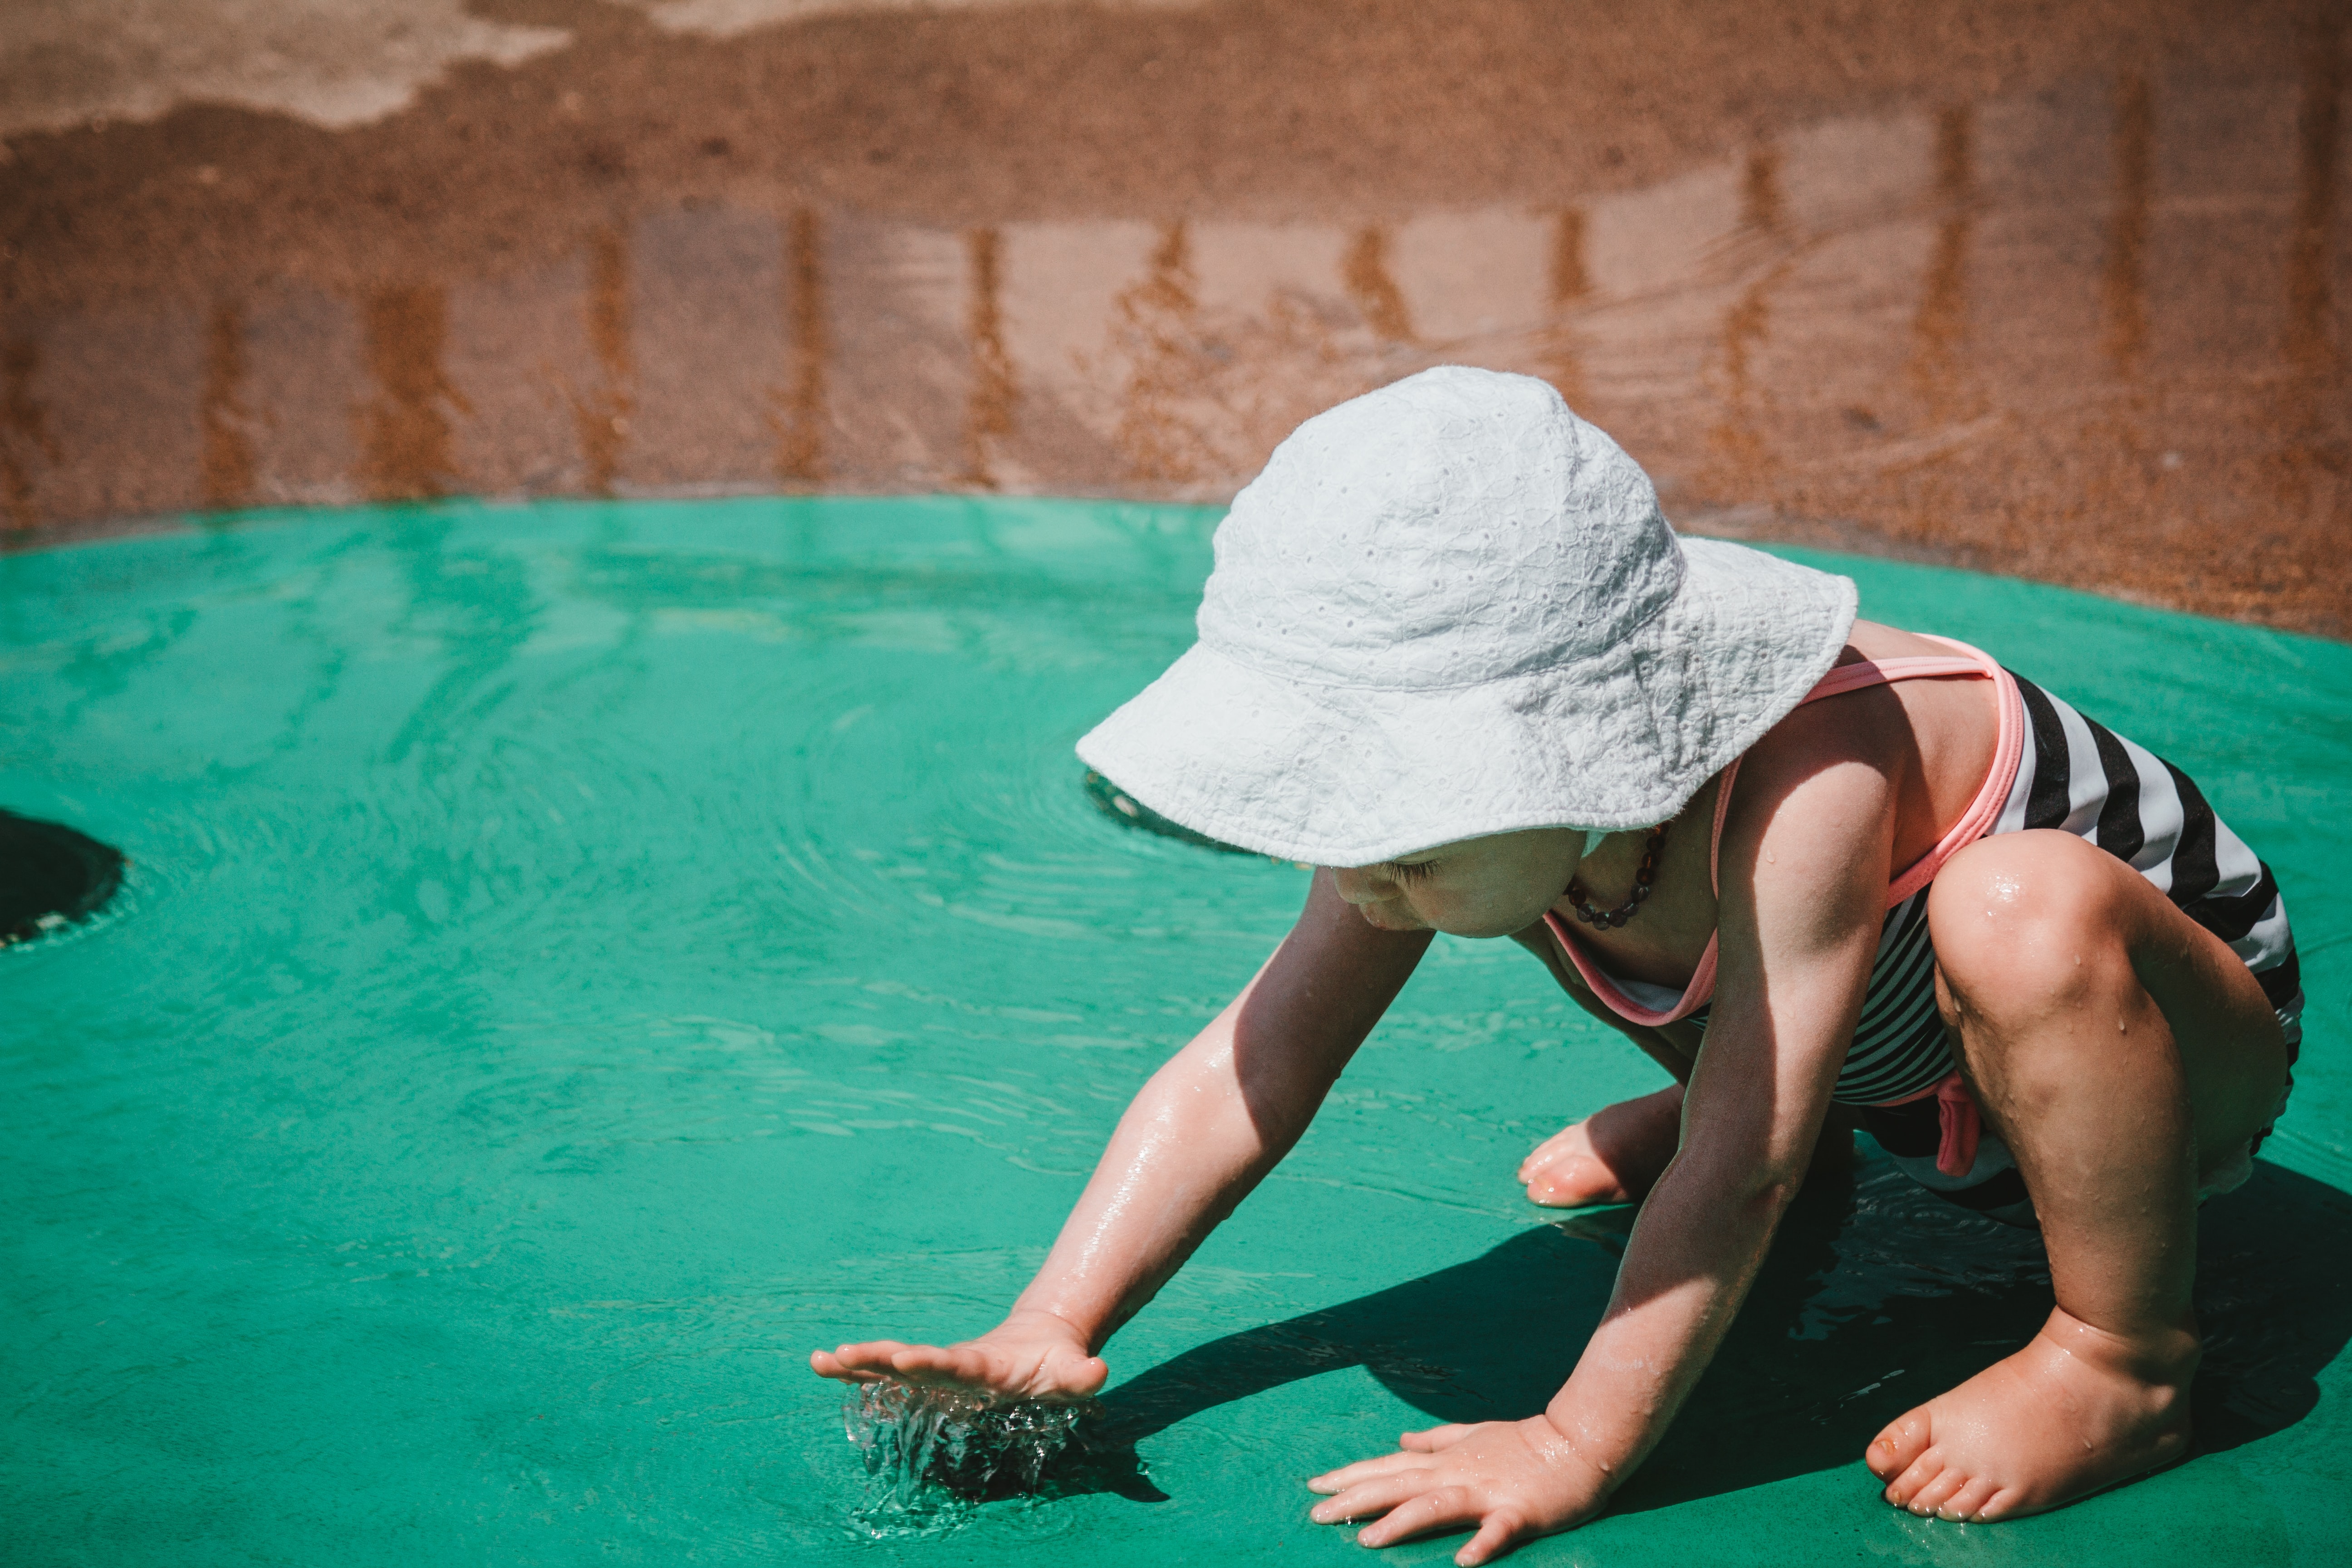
[1075,366,1858,867]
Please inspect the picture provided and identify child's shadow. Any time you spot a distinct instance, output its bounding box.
[1052,1156,2352,1510]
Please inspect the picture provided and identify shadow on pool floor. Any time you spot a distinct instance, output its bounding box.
[1040,1157,2352,1512]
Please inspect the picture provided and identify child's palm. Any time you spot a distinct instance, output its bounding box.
[1309,1416,1611,1564]
[811,1311,1107,1403]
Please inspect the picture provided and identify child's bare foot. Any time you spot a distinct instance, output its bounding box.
[1865,1306,2197,1522]
[1517,1084,1684,1206]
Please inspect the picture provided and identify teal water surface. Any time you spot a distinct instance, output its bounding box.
[4,498,2349,1567]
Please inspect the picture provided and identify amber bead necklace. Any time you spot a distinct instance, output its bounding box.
[1563,822,1669,928]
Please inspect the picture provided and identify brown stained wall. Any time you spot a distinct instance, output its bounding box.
[0,0,2346,636]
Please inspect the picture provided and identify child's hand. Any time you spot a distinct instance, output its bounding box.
[808,1307,1108,1404]
[1307,1415,1612,1565]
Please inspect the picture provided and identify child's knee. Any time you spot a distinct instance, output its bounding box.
[1928,833,2137,1025]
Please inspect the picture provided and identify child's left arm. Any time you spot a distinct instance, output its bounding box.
[1308,728,1900,1564]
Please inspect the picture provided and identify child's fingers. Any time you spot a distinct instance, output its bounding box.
[1517,1125,1581,1176]
[887,1345,1002,1385]
[1055,1354,1113,1397]
[807,1350,891,1383]
[1355,1485,1487,1548]
[1307,1449,1432,1494]
[1399,1423,1474,1451]
[813,1340,1105,1400]
[1455,1509,1527,1566]
[1308,1470,1438,1529]
[822,1339,917,1372]
[821,1341,1011,1393]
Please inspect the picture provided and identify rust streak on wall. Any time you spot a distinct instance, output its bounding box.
[358,284,466,500]
[2103,72,2153,379]
[1111,220,1205,485]
[573,226,634,497]
[201,299,257,508]
[1908,104,1977,421]
[2286,15,2343,378]
[0,338,57,528]
[2276,13,2346,514]
[772,206,827,485]
[1544,207,1592,410]
[1741,144,1787,235]
[960,226,1016,490]
[1342,226,1414,343]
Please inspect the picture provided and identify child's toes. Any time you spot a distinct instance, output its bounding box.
[1523,1159,1581,1197]
[1866,1410,1932,1482]
[1906,1465,1970,1518]
[1940,1475,2001,1522]
[1882,1450,1946,1510]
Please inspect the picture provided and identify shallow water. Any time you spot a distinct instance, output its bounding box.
[843,1381,1086,1529]
[3,496,2350,1565]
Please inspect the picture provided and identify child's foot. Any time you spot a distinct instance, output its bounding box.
[1865,1306,2197,1522]
[1517,1085,1684,1206]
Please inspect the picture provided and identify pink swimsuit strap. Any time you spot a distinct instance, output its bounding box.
[1544,636,2025,1031]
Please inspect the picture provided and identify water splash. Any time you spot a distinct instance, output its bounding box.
[843,1382,1089,1532]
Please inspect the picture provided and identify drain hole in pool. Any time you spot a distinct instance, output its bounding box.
[0,810,127,948]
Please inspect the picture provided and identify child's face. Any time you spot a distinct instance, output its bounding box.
[1331,828,1585,939]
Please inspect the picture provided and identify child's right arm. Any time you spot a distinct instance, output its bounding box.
[811,867,1433,1401]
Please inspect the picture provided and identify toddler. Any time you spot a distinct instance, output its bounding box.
[814,368,2300,1561]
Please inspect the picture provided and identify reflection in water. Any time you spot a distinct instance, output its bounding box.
[359,284,468,500]
[1341,225,1414,343]
[1,337,57,527]
[201,300,257,508]
[773,207,828,484]
[1907,104,1975,420]
[2104,73,2153,379]
[571,225,634,496]
[962,226,1016,488]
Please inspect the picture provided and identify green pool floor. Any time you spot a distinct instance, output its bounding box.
[3,497,2348,1566]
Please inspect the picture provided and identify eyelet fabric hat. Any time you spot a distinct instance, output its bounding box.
[1074,366,1858,867]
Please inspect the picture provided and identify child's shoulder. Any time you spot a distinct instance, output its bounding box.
[1732,618,2000,868]
[1840,619,1958,664]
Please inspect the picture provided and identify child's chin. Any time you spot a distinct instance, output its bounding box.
[1433,915,1519,940]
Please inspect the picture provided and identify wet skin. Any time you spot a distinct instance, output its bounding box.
[815,618,2288,1559]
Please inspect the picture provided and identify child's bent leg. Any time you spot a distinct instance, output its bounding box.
[1508,924,1695,1206]
[1868,830,2288,1522]
[1518,1083,1687,1206]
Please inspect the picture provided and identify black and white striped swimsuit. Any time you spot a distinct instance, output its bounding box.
[1730,668,2305,1104]
[1548,637,2302,1212]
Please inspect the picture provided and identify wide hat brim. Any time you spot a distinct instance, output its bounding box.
[1075,537,1858,866]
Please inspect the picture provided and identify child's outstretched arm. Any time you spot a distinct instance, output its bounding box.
[1308,723,1897,1563]
[812,866,1433,1401]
